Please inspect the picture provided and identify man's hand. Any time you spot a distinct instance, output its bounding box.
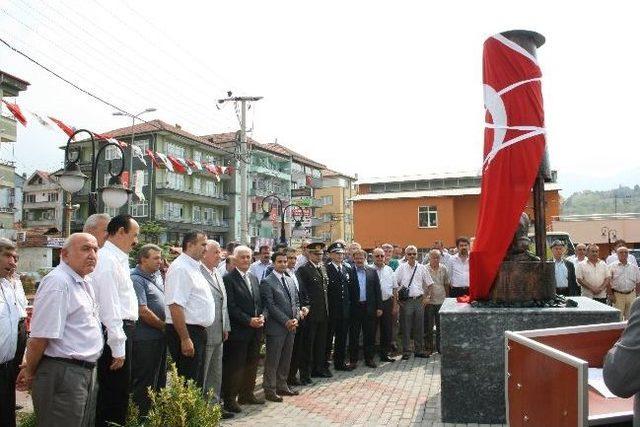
[301,307,309,318]
[392,302,400,315]
[110,356,125,370]
[609,293,617,304]
[249,317,263,328]
[376,309,383,317]
[286,319,297,332]
[223,331,229,342]
[421,297,429,308]
[16,366,34,391]
[180,338,194,357]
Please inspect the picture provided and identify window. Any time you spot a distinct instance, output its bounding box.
[134,139,149,153]
[130,201,148,217]
[192,205,202,223]
[48,192,58,202]
[321,195,333,206]
[26,211,35,221]
[418,206,438,228]
[167,143,185,158]
[166,172,185,190]
[104,206,120,217]
[203,207,220,225]
[105,145,121,161]
[192,151,201,162]
[163,201,183,221]
[204,180,215,196]
[193,177,201,193]
[25,194,36,203]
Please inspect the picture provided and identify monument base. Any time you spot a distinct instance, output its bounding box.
[439,297,620,424]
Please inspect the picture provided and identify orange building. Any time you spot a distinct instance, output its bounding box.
[352,172,561,254]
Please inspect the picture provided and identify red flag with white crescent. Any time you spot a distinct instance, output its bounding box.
[2,100,27,126]
[469,34,546,301]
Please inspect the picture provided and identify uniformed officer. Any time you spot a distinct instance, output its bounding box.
[325,242,355,371]
[296,242,331,382]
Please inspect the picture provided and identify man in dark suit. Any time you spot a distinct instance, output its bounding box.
[286,247,309,386]
[222,245,265,413]
[550,240,579,296]
[260,250,302,402]
[350,249,383,368]
[296,242,331,382]
[325,241,355,371]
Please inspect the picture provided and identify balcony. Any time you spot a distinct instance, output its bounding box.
[155,186,230,206]
[0,206,14,214]
[23,201,60,210]
[0,115,16,142]
[157,215,230,233]
[249,187,290,199]
[248,164,290,181]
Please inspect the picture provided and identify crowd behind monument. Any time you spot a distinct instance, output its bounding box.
[0,213,639,426]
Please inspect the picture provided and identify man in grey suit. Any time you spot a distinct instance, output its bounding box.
[200,240,233,420]
[604,298,640,425]
[260,250,301,402]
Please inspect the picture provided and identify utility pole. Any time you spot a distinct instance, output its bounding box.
[217,95,262,245]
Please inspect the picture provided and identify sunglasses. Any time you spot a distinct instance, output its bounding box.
[406,253,417,256]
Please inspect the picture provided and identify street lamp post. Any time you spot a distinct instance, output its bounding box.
[261,194,305,245]
[57,129,131,216]
[601,226,618,256]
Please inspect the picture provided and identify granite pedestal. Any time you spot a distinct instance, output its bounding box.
[440,297,620,424]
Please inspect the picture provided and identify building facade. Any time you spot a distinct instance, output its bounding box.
[70,120,232,244]
[22,170,65,232]
[352,172,561,254]
[314,169,356,243]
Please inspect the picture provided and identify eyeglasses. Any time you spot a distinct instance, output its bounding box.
[406,253,417,256]
[374,254,384,258]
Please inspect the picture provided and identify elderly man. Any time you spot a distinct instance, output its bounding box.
[425,249,450,355]
[260,251,301,402]
[325,241,353,371]
[607,239,639,266]
[576,244,609,304]
[373,247,397,362]
[200,240,233,420]
[607,246,640,320]
[349,249,382,368]
[446,237,470,298]
[345,242,362,268]
[396,245,433,360]
[222,245,265,412]
[250,244,272,281]
[294,240,310,271]
[550,240,579,296]
[567,243,587,270]
[93,214,140,427]
[165,231,215,387]
[0,239,20,426]
[83,213,111,248]
[130,244,166,416]
[287,247,309,385]
[17,233,103,426]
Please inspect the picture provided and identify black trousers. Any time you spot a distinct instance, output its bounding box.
[166,324,208,388]
[379,298,394,357]
[424,304,442,352]
[593,297,608,304]
[327,317,350,367]
[449,287,469,298]
[300,320,327,379]
[221,334,260,402]
[288,322,305,380]
[0,361,16,427]
[96,321,135,427]
[349,303,376,363]
[12,319,27,380]
[132,337,167,416]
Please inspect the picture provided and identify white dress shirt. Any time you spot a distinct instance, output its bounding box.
[0,277,20,363]
[250,260,272,281]
[446,254,470,288]
[294,254,308,272]
[92,240,139,358]
[607,253,639,266]
[567,255,586,270]
[217,261,228,277]
[608,262,640,293]
[396,262,433,297]
[286,268,300,291]
[30,261,103,362]
[165,253,215,327]
[375,264,397,301]
[11,276,28,318]
[576,259,608,299]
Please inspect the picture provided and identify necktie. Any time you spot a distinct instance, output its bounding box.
[281,276,292,302]
[244,274,253,297]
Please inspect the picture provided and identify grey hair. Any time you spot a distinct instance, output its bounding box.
[233,245,252,257]
[405,245,417,253]
[206,240,221,249]
[137,244,162,263]
[0,237,16,253]
[428,249,441,259]
[381,243,393,250]
[62,233,97,250]
[83,213,111,231]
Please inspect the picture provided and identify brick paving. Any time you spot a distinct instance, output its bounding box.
[224,353,505,427]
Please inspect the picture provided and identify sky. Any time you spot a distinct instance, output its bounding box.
[1,1,639,197]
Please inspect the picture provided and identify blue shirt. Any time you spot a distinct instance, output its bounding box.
[554,260,568,289]
[131,266,166,341]
[356,267,367,302]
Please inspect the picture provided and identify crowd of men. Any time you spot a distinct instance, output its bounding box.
[2,212,640,425]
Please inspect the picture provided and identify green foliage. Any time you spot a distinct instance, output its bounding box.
[139,220,167,244]
[125,396,141,427]
[563,185,640,215]
[17,411,37,427]
[145,363,221,427]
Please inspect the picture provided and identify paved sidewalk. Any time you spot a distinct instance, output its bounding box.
[224,354,504,427]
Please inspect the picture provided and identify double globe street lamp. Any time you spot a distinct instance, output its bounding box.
[261,193,305,245]
[57,129,132,215]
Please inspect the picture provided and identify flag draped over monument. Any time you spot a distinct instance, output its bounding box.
[469,34,546,300]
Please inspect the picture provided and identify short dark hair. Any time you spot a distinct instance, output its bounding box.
[271,250,288,263]
[182,231,206,251]
[273,243,288,252]
[107,214,134,236]
[259,244,271,253]
[137,244,162,263]
[456,236,470,247]
[225,241,240,253]
[613,239,627,248]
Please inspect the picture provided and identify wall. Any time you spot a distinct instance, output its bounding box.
[18,247,53,273]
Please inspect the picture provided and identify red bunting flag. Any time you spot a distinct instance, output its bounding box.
[468,33,546,301]
[48,117,76,138]
[2,100,27,126]
[166,155,187,174]
[146,149,160,168]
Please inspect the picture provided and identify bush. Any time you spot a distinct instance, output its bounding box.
[145,363,221,427]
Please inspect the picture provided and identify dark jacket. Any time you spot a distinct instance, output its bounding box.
[296,262,329,323]
[224,268,264,342]
[350,264,383,316]
[260,272,300,336]
[325,261,353,320]
[565,260,580,296]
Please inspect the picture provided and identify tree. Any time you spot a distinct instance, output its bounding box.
[140,220,166,244]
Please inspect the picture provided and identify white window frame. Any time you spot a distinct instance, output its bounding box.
[133,139,149,153]
[130,200,149,217]
[193,177,201,194]
[167,143,185,158]
[104,145,121,161]
[192,205,202,223]
[418,205,438,228]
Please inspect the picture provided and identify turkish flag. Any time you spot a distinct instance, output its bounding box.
[469,34,546,301]
[166,155,187,174]
[48,116,76,138]
[2,100,27,126]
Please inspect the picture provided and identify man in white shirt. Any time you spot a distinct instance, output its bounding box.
[446,237,470,298]
[83,213,111,248]
[250,244,272,281]
[396,245,433,360]
[93,214,140,427]
[607,246,640,320]
[576,244,609,304]
[17,233,103,426]
[372,247,397,362]
[566,243,587,269]
[293,240,310,272]
[606,239,639,267]
[0,238,20,427]
[165,231,215,388]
